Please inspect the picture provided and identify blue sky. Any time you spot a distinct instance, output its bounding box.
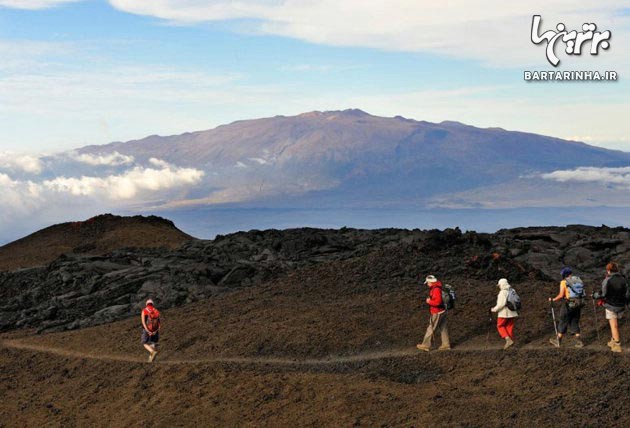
[1,0,629,153]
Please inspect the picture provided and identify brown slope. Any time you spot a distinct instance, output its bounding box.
[0,214,194,272]
[1,254,628,427]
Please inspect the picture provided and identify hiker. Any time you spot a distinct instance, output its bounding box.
[594,262,627,353]
[490,278,519,350]
[141,299,161,362]
[417,275,451,351]
[548,267,585,348]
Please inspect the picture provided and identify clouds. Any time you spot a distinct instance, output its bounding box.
[3,1,629,69]
[0,157,204,224]
[70,151,135,166]
[0,152,43,174]
[43,162,204,200]
[0,0,80,9]
[542,167,630,187]
[106,0,630,68]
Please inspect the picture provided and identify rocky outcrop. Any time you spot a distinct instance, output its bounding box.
[0,225,627,332]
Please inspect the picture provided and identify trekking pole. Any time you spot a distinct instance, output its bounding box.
[550,301,560,347]
[485,311,493,350]
[591,289,601,342]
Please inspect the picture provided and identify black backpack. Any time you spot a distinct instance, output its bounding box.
[439,284,456,311]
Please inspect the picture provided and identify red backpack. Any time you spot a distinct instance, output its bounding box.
[144,307,161,333]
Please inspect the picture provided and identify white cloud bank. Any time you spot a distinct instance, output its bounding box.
[542,167,630,187]
[70,151,135,166]
[0,152,43,174]
[44,162,204,200]
[0,160,204,222]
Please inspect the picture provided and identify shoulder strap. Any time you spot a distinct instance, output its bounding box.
[565,281,583,297]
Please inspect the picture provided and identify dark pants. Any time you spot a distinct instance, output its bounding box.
[558,302,581,335]
[141,329,159,345]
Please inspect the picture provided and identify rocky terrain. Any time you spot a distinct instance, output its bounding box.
[0,221,629,427]
[0,222,627,333]
[0,214,193,272]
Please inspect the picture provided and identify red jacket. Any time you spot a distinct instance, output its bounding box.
[426,281,445,314]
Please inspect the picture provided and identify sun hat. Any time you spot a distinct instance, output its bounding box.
[424,275,438,284]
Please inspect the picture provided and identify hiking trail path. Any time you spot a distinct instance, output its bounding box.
[2,338,624,366]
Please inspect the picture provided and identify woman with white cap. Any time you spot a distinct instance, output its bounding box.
[490,278,519,350]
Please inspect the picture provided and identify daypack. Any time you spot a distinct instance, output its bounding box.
[505,288,521,311]
[439,284,456,311]
[565,276,585,299]
[145,307,161,333]
[565,276,586,308]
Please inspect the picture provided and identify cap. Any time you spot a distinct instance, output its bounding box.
[560,267,572,278]
[424,275,438,284]
[146,299,154,306]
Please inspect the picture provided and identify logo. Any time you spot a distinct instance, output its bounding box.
[530,15,611,67]
[525,15,616,82]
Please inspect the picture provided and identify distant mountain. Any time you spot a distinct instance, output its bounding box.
[78,109,630,208]
[0,214,193,272]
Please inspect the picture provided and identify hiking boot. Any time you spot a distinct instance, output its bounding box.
[607,338,615,348]
[573,338,584,348]
[148,351,158,362]
[438,345,452,351]
[416,344,431,352]
[611,341,622,353]
[503,337,514,350]
[549,337,561,348]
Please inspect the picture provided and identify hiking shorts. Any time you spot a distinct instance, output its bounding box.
[141,329,160,345]
[606,309,624,320]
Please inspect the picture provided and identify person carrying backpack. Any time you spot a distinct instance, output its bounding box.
[490,278,519,350]
[548,267,585,348]
[416,275,451,352]
[593,262,627,353]
[141,299,161,362]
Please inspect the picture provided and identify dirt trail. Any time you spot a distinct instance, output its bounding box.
[2,338,624,367]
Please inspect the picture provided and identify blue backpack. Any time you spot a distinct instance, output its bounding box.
[566,276,586,309]
[566,276,585,299]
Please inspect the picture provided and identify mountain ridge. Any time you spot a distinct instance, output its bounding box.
[73,109,630,209]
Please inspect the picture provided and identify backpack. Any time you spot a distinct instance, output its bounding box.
[439,284,456,311]
[505,288,521,311]
[145,307,161,333]
[565,276,585,299]
[566,276,586,309]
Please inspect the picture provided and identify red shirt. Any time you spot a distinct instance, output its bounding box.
[426,281,445,314]
[142,306,160,332]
